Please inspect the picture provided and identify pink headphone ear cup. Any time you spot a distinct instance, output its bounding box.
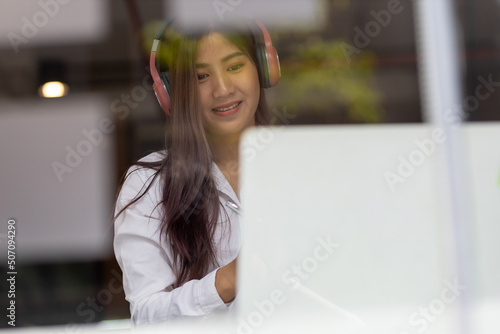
[153,80,171,115]
[267,47,281,87]
[253,18,281,88]
[150,51,171,115]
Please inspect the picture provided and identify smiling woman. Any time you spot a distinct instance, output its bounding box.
[112,17,280,326]
[197,33,261,151]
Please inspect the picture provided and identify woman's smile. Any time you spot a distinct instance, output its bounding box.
[212,101,243,116]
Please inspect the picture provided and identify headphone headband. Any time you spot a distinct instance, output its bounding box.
[150,18,175,114]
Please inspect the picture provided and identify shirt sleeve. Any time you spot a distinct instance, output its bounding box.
[113,166,231,326]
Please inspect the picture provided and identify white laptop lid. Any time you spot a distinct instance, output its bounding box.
[237,124,468,334]
[462,123,500,332]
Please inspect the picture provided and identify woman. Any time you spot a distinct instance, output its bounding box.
[113,17,280,325]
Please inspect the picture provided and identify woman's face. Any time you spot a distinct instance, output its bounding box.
[195,32,261,140]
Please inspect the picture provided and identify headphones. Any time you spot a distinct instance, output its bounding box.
[150,18,281,115]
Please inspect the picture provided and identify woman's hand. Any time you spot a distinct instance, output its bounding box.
[215,257,237,303]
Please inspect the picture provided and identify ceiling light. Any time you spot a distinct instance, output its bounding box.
[39,81,69,98]
[38,59,69,99]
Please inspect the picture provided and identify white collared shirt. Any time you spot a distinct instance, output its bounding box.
[113,151,241,326]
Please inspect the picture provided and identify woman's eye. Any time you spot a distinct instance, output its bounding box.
[228,64,243,71]
[197,73,208,80]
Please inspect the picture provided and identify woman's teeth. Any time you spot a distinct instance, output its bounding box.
[213,102,239,112]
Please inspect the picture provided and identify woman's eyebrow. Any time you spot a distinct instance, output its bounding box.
[221,51,245,63]
[195,51,245,69]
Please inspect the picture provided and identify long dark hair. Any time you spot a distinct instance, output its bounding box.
[115,20,273,287]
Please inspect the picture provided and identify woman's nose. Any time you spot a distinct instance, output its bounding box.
[212,72,234,99]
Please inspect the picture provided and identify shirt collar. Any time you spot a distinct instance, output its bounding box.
[211,161,241,207]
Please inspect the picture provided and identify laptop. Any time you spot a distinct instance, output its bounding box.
[236,123,500,334]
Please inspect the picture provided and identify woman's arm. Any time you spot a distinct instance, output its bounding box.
[215,257,237,303]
